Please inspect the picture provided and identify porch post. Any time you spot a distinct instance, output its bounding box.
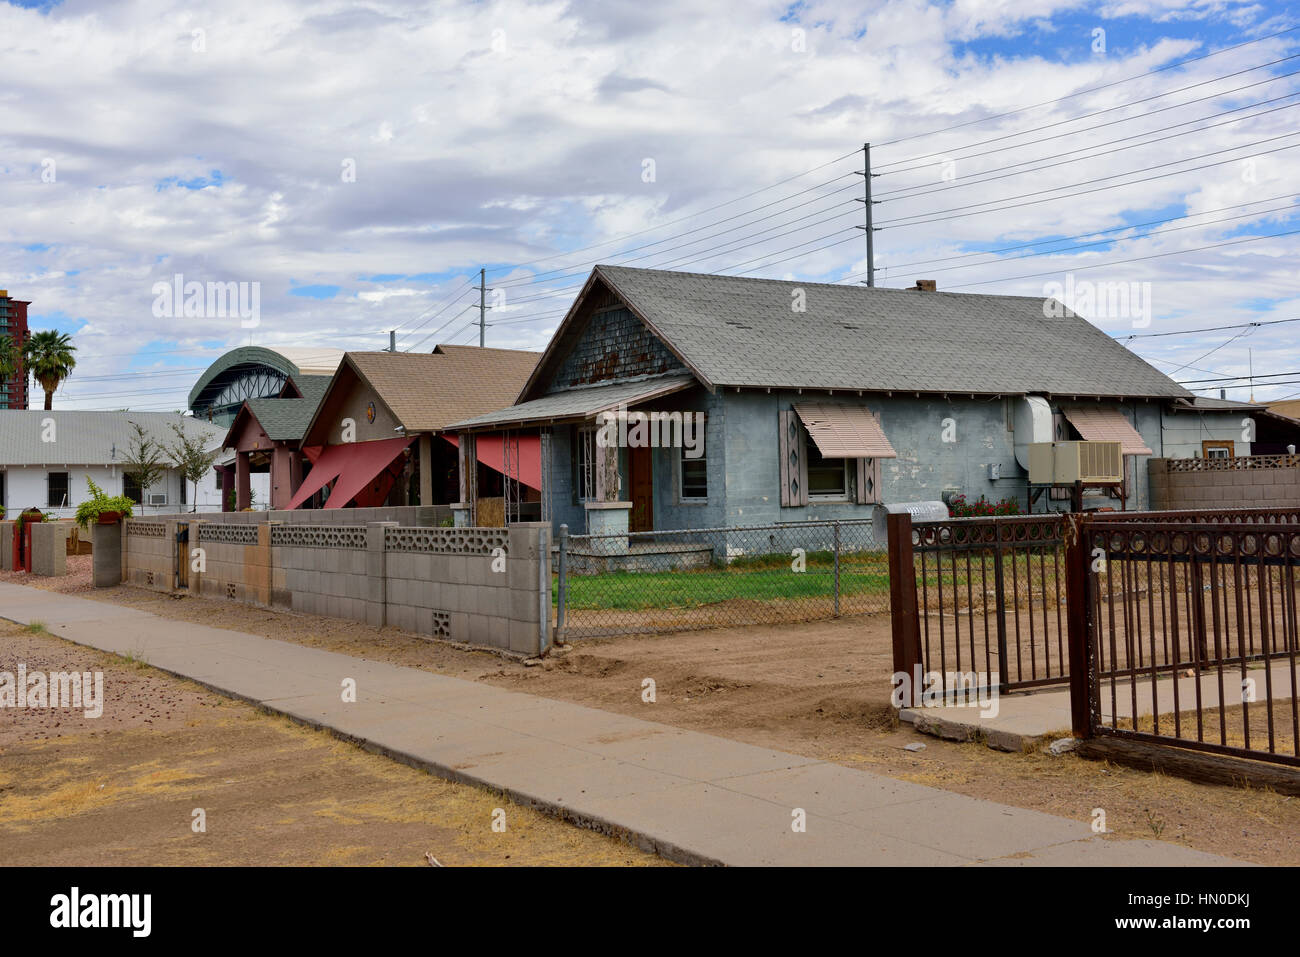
[419,433,434,506]
[453,432,477,526]
[235,452,251,511]
[586,434,631,555]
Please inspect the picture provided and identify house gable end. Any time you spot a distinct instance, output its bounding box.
[528,277,689,396]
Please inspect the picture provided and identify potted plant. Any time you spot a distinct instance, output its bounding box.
[75,476,135,529]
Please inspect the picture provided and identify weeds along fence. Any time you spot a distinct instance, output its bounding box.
[554,520,886,638]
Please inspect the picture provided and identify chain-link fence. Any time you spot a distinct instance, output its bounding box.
[554,520,887,638]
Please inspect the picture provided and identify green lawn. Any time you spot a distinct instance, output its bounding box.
[552,548,1066,612]
[554,552,891,611]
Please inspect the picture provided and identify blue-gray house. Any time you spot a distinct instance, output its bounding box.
[449,265,1203,536]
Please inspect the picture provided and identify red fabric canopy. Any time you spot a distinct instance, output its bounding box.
[443,434,542,491]
[286,436,415,510]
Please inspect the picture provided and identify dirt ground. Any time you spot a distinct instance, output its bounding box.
[0,621,665,866]
[9,566,1300,865]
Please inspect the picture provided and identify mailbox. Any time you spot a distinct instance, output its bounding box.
[873,501,948,543]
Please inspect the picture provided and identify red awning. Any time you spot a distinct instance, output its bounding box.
[285,436,415,510]
[443,434,542,491]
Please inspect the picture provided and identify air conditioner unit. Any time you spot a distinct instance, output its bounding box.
[1028,441,1122,484]
[147,492,168,506]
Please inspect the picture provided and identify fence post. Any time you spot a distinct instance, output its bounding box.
[887,512,922,707]
[833,521,841,618]
[557,523,568,639]
[1064,513,1094,738]
[993,521,1009,690]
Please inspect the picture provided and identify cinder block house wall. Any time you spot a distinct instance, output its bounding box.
[1160,409,1247,459]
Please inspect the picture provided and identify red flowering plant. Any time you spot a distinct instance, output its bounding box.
[947,493,1021,518]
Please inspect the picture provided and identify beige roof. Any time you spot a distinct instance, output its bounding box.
[345,345,541,432]
[793,402,897,458]
[1061,404,1152,455]
[1269,399,1300,420]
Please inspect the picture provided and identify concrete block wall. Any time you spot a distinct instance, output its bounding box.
[1149,458,1300,510]
[140,505,450,527]
[29,521,70,576]
[123,520,551,656]
[384,523,550,655]
[123,519,173,591]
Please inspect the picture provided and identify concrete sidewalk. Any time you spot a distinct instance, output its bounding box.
[0,581,1238,866]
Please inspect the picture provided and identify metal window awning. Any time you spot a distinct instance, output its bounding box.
[1060,404,1152,455]
[285,435,415,510]
[793,402,897,458]
[442,434,543,491]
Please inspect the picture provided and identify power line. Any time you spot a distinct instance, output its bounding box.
[874,93,1300,203]
[1115,316,1300,340]
[1179,368,1300,384]
[844,200,1300,283]
[873,26,1300,152]
[838,193,1300,279]
[496,179,860,293]
[875,81,1300,180]
[877,138,1300,229]
[486,148,863,275]
[945,228,1300,289]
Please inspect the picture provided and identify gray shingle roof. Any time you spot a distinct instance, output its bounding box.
[287,375,333,406]
[450,374,697,430]
[590,266,1190,399]
[243,397,321,442]
[0,411,225,466]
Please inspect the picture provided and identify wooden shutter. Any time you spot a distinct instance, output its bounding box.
[778,410,808,507]
[855,457,882,504]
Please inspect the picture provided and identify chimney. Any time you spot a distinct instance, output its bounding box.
[909,279,937,292]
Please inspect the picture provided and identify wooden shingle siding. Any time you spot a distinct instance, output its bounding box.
[548,306,686,391]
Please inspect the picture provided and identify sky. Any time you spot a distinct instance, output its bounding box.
[1,0,1297,410]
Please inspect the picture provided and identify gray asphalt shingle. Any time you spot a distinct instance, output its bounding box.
[593,266,1190,398]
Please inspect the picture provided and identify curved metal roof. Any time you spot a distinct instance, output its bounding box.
[187,346,303,410]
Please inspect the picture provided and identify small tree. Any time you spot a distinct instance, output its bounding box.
[168,422,219,512]
[123,420,168,512]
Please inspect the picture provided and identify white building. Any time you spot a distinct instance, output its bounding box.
[0,411,227,520]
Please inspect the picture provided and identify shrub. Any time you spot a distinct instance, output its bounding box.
[75,476,135,529]
[948,493,1021,518]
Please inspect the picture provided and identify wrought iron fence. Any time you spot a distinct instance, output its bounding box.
[554,520,886,638]
[1082,519,1300,767]
[899,515,1068,693]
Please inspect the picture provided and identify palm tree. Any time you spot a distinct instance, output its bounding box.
[23,330,76,410]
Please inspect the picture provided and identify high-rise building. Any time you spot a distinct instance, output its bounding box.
[0,290,30,410]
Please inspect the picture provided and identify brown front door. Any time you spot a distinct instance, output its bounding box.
[629,446,653,532]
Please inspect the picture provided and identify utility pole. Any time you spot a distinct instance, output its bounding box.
[854,142,880,287]
[479,268,486,347]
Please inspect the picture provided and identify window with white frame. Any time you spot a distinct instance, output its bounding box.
[805,441,850,500]
[47,471,69,508]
